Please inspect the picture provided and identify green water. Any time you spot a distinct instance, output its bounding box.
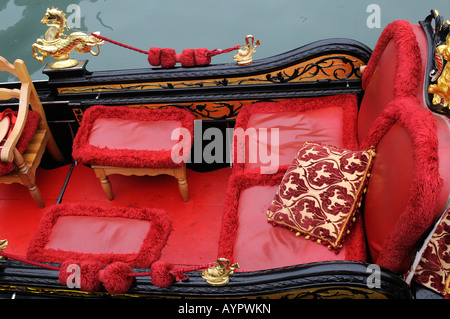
[0,0,448,83]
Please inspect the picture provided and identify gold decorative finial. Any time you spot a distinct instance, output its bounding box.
[32,7,104,69]
[201,258,239,286]
[429,34,450,108]
[233,35,261,66]
[0,239,8,259]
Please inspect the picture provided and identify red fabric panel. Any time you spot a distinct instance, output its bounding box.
[435,115,450,214]
[234,185,345,271]
[45,216,151,254]
[243,107,344,170]
[89,118,181,151]
[358,40,396,143]
[363,123,414,261]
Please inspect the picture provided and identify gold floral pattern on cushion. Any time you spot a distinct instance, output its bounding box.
[410,206,450,297]
[266,142,376,252]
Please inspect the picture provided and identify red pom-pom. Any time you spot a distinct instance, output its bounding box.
[151,260,175,288]
[194,48,211,66]
[59,260,78,288]
[148,47,161,66]
[180,49,196,67]
[160,48,177,68]
[58,260,104,292]
[99,262,133,294]
[79,260,104,292]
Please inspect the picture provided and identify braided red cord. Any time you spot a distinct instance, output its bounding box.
[91,33,239,58]
[91,33,148,54]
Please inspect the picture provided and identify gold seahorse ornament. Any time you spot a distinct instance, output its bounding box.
[233,35,261,66]
[202,258,240,286]
[32,7,104,69]
[429,34,450,108]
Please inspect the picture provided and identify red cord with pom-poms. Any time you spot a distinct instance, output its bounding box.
[91,33,240,68]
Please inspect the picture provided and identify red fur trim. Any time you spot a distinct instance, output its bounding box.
[160,48,177,68]
[361,97,443,273]
[26,203,172,268]
[0,110,41,176]
[72,105,195,169]
[232,94,359,172]
[362,20,422,97]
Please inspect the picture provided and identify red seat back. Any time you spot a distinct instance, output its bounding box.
[358,20,447,273]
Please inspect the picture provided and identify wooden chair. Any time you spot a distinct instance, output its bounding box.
[0,57,64,208]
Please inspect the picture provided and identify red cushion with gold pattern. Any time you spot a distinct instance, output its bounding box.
[267,142,376,251]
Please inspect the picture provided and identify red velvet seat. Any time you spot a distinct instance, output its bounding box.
[219,20,448,275]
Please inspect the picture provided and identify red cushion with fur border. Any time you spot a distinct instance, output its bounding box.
[26,203,172,268]
[72,105,195,169]
[232,94,359,173]
[360,98,442,274]
[0,110,40,176]
[218,167,371,271]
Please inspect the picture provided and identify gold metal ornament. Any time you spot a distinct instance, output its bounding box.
[233,35,261,66]
[202,258,239,286]
[32,7,105,69]
[429,34,450,108]
[0,239,8,259]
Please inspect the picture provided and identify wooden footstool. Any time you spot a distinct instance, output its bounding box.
[72,105,195,201]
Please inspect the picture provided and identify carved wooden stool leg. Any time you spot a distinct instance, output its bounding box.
[94,167,114,200]
[174,165,189,202]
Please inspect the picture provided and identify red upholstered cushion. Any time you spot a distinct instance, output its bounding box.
[218,168,360,272]
[72,105,195,168]
[26,203,172,268]
[267,142,376,252]
[358,20,423,144]
[360,98,442,274]
[0,110,41,176]
[232,94,359,173]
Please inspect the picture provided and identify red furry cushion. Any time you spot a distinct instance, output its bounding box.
[72,105,195,169]
[361,20,422,97]
[0,110,41,176]
[26,203,172,268]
